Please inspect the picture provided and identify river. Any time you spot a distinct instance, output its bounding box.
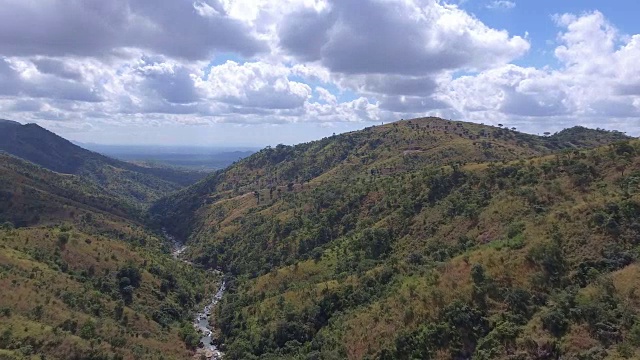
[164,230,225,359]
[194,280,225,359]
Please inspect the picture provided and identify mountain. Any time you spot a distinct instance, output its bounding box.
[0,152,218,359]
[151,117,639,359]
[153,117,629,241]
[0,120,207,205]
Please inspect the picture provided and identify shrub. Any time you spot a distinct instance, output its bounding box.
[79,320,97,340]
[57,232,70,247]
[541,308,569,337]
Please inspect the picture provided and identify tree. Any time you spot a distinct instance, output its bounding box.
[616,158,631,176]
[541,308,568,337]
[79,320,97,340]
[57,232,70,248]
[0,221,13,230]
[114,300,124,320]
[179,322,201,349]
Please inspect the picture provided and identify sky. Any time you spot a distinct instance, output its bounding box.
[0,0,639,146]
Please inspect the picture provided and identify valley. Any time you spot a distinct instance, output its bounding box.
[1,116,639,359]
[0,135,221,359]
[153,117,640,359]
[3,1,640,359]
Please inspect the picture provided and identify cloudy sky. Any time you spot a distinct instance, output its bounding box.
[0,0,638,146]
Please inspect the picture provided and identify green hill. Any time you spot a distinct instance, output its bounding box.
[0,120,207,206]
[152,117,629,241]
[151,117,638,359]
[0,153,218,359]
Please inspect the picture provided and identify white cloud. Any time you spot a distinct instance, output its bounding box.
[277,0,529,75]
[316,87,337,105]
[443,11,640,133]
[198,61,312,111]
[0,3,638,141]
[0,0,266,60]
[486,1,516,10]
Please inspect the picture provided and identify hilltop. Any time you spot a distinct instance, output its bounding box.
[153,117,629,240]
[0,120,207,205]
[151,117,638,359]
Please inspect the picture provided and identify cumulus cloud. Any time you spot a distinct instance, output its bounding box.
[316,87,337,105]
[443,11,640,131]
[0,1,638,138]
[199,61,312,111]
[278,0,529,75]
[0,57,102,102]
[134,56,200,105]
[0,0,266,59]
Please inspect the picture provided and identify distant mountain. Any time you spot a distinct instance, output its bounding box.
[151,117,638,359]
[0,118,21,126]
[0,120,207,205]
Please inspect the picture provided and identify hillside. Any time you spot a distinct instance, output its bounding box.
[151,117,639,359]
[0,153,219,359]
[0,120,207,205]
[0,153,138,227]
[153,117,629,240]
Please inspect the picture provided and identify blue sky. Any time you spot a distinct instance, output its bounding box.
[0,0,638,146]
[465,0,638,67]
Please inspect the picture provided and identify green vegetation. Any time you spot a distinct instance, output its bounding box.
[152,117,639,359]
[1,116,637,359]
[0,152,219,359]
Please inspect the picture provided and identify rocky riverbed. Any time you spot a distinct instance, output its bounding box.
[194,280,225,359]
[164,230,225,359]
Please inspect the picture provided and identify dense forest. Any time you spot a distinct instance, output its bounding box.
[153,117,640,359]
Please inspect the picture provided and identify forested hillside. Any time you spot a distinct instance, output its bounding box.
[0,120,206,206]
[152,117,639,359]
[0,154,218,360]
[153,118,628,241]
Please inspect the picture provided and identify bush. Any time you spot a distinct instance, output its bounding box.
[179,322,200,349]
[629,322,640,347]
[79,319,97,340]
[57,232,70,246]
[541,308,569,337]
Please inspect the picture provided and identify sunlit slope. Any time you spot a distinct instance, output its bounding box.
[151,117,636,359]
[0,154,215,360]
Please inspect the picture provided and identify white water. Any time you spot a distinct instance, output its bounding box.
[194,280,226,359]
[163,229,225,359]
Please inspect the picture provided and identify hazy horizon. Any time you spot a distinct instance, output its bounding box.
[7,116,638,149]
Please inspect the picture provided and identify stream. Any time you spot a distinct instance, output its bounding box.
[194,281,225,359]
[164,230,225,359]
